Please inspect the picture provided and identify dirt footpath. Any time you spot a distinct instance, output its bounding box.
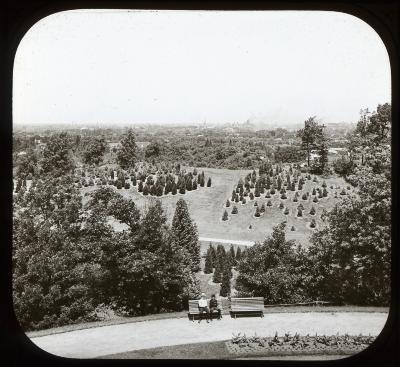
[29,312,388,359]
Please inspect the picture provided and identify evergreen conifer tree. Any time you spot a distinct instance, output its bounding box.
[213,259,222,283]
[220,267,231,297]
[204,248,213,274]
[236,247,242,262]
[171,198,200,272]
[229,245,236,266]
[117,129,138,169]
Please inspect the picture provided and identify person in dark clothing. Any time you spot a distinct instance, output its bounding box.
[209,294,222,320]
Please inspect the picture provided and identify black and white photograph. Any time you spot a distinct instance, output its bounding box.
[11,9,392,360]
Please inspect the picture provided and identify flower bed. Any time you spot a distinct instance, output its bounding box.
[226,332,375,357]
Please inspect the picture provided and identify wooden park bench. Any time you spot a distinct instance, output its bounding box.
[188,299,222,321]
[230,297,264,318]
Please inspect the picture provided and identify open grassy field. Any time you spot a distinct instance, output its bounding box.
[81,166,353,247]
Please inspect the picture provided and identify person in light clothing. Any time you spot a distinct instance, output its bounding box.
[198,293,210,323]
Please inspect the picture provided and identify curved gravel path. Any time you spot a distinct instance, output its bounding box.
[29,312,388,359]
[199,237,254,246]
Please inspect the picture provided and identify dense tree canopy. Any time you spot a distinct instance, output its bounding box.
[82,136,107,165]
[41,132,74,175]
[235,223,310,304]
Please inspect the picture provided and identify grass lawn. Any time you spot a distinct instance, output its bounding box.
[99,339,359,360]
[100,340,231,359]
[81,166,354,246]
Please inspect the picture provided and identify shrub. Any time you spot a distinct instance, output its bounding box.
[232,206,238,214]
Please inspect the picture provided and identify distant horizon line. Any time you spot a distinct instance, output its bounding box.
[13,120,357,128]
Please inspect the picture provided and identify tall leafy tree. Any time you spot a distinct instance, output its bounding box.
[297,117,325,167]
[236,223,309,303]
[83,136,107,165]
[41,132,74,176]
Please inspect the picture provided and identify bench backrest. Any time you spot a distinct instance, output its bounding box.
[188,299,202,312]
[230,297,264,311]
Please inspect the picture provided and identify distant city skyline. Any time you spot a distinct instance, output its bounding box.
[13,10,391,126]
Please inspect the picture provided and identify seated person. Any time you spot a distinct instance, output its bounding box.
[198,293,210,323]
[209,294,222,320]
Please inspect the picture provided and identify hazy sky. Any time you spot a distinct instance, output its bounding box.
[13,10,391,126]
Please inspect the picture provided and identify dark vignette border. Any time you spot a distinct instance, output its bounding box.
[2,1,399,367]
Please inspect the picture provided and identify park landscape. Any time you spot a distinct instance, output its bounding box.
[12,103,391,359]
